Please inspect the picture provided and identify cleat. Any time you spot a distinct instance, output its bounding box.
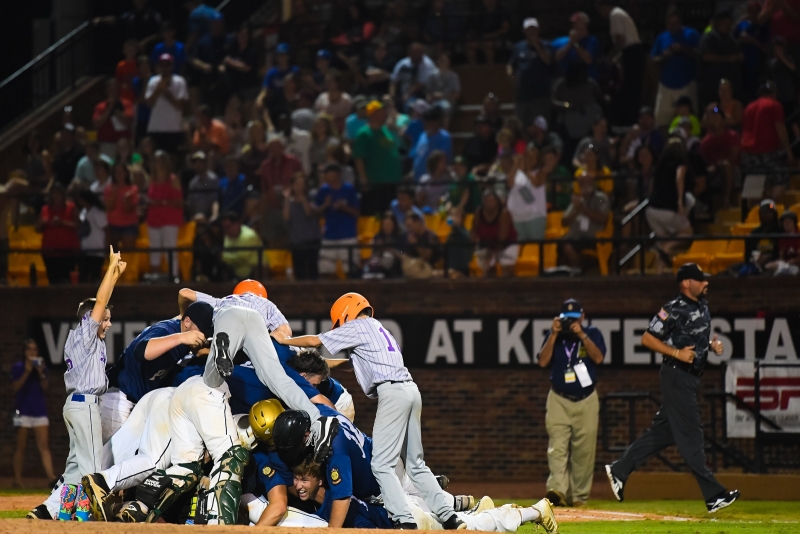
[468,496,495,515]
[214,333,233,378]
[82,473,111,521]
[393,521,418,529]
[706,490,739,513]
[74,484,91,521]
[27,504,52,520]
[531,498,559,534]
[116,501,149,523]
[545,490,567,507]
[453,495,475,512]
[436,475,450,490]
[311,416,340,464]
[442,515,467,530]
[605,465,624,502]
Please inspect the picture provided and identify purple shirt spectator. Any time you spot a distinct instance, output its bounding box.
[11,362,48,418]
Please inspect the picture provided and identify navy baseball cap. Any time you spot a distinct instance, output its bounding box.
[676,263,708,283]
[560,299,583,319]
[317,49,332,60]
[183,301,214,338]
[276,42,290,54]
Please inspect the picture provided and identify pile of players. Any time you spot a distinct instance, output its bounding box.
[28,251,559,532]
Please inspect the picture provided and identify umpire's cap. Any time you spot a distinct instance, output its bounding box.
[560,299,583,319]
[273,410,313,467]
[677,263,708,283]
[183,301,214,338]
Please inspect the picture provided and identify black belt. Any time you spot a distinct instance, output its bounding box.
[386,380,411,385]
[663,357,703,378]
[552,387,594,402]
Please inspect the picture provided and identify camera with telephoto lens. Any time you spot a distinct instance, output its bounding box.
[560,316,576,330]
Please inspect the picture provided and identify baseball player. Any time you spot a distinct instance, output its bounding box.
[102,301,214,443]
[315,376,356,422]
[56,246,126,521]
[273,292,462,529]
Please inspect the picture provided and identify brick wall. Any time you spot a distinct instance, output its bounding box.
[1,277,796,480]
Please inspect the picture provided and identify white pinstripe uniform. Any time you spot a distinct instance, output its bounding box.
[195,292,288,332]
[318,317,456,525]
[61,311,109,486]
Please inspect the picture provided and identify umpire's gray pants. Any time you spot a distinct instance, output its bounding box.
[62,394,103,485]
[203,306,320,424]
[371,382,454,524]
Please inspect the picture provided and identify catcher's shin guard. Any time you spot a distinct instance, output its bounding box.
[205,445,249,525]
[139,463,203,523]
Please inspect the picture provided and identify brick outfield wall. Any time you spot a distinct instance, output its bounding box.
[1,277,797,481]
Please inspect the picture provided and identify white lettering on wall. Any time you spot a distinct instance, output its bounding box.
[498,319,530,364]
[454,320,482,364]
[623,319,652,364]
[425,320,457,364]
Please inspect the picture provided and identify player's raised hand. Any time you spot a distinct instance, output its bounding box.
[116,259,127,277]
[108,245,120,266]
[182,330,206,348]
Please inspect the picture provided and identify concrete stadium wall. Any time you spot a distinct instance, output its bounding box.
[0,277,797,481]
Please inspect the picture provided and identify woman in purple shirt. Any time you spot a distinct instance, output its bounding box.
[11,339,56,487]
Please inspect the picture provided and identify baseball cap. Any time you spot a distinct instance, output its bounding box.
[366,100,384,116]
[352,95,368,110]
[63,123,76,132]
[533,116,548,131]
[639,106,655,117]
[183,301,214,338]
[677,263,708,283]
[317,49,332,60]
[560,299,583,319]
[570,11,590,24]
[411,99,431,115]
[275,42,290,54]
[158,53,174,63]
[523,17,539,29]
[190,151,206,161]
[759,198,777,211]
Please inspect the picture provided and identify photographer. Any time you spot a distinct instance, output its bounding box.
[538,299,605,507]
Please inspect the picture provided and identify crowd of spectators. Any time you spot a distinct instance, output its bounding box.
[5,0,800,285]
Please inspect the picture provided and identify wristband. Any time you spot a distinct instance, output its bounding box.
[672,348,678,358]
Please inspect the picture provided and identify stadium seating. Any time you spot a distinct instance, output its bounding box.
[580,213,615,276]
[672,239,729,273]
[6,225,48,286]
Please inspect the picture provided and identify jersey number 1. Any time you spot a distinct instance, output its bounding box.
[379,328,395,352]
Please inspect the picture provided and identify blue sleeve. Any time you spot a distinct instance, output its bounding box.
[588,327,606,357]
[687,28,700,47]
[171,363,204,387]
[317,378,344,404]
[585,37,599,60]
[444,133,453,161]
[254,451,292,494]
[651,33,664,57]
[315,186,328,207]
[132,325,173,362]
[347,186,360,209]
[326,454,354,500]
[279,359,319,399]
[263,68,275,88]
[150,44,162,67]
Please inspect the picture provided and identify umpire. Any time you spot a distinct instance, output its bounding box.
[605,263,739,513]
[538,298,606,507]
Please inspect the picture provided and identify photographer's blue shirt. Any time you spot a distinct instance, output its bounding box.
[540,326,605,398]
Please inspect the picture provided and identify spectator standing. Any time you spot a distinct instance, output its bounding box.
[190,12,230,114]
[185,0,221,50]
[741,82,794,199]
[390,187,425,232]
[449,156,481,213]
[411,106,453,181]
[404,99,430,150]
[73,141,114,189]
[651,7,700,128]
[560,171,611,271]
[573,116,616,169]
[426,53,461,127]
[104,162,140,253]
[219,155,247,217]
[283,174,321,280]
[353,101,403,214]
[220,211,262,280]
[11,339,56,488]
[538,299,605,507]
[700,106,740,209]
[461,115,499,173]
[508,18,554,127]
[365,210,403,279]
[115,39,140,103]
[76,190,108,283]
[314,73,353,134]
[186,151,220,223]
[150,21,187,74]
[466,0,510,65]
[256,43,299,124]
[417,150,453,211]
[258,134,302,246]
[36,184,79,284]
[646,138,694,272]
[292,91,318,133]
[768,37,800,118]
[553,12,600,79]
[132,55,153,143]
[472,190,518,277]
[145,54,189,153]
[89,160,112,196]
[344,96,369,142]
[736,1,769,102]
[52,124,85,188]
[716,79,744,130]
[315,163,360,276]
[147,151,183,278]
[193,104,231,156]
[360,39,396,97]
[391,43,439,111]
[620,107,665,165]
[507,151,548,241]
[760,0,800,62]
[597,0,644,126]
[552,65,603,158]
[224,23,260,100]
[310,114,341,178]
[697,10,744,112]
[239,120,269,185]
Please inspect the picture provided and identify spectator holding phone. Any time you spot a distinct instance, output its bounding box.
[11,339,56,488]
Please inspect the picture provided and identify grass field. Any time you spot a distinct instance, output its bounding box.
[0,490,798,533]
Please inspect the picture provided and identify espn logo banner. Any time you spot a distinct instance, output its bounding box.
[725,361,800,438]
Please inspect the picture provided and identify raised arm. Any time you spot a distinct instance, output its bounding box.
[178,288,198,315]
[91,246,126,323]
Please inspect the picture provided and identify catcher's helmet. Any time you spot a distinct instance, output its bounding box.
[249,399,285,446]
[273,410,312,467]
[233,279,267,299]
[330,293,372,329]
[234,414,258,451]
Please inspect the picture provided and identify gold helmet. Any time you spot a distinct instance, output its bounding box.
[249,399,285,446]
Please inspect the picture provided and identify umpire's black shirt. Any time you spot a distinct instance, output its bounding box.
[647,294,711,371]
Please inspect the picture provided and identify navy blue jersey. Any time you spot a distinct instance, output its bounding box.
[316,377,345,405]
[170,358,205,387]
[109,319,190,403]
[350,498,393,529]
[253,448,293,496]
[317,404,380,502]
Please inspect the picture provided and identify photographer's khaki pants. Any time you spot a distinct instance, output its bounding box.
[545,389,599,504]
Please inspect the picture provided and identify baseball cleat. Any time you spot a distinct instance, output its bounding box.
[531,498,559,534]
[214,332,233,378]
[605,465,625,502]
[82,473,111,521]
[116,501,149,523]
[436,475,450,490]
[311,416,340,464]
[706,490,739,513]
[467,496,495,515]
[393,521,418,529]
[453,495,475,512]
[26,504,52,520]
[442,514,467,530]
[545,489,566,507]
